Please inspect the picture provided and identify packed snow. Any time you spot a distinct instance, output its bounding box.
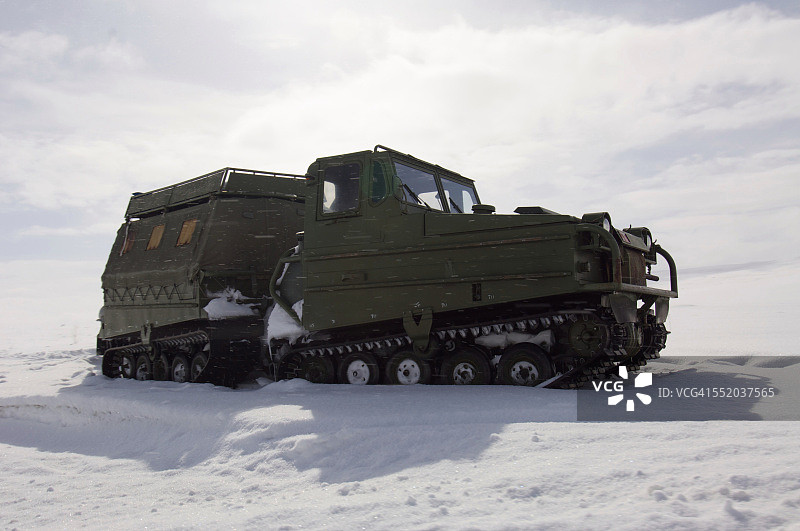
[1,264,800,529]
[475,330,553,350]
[266,300,308,343]
[203,289,259,320]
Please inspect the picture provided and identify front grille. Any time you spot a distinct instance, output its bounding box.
[621,248,646,285]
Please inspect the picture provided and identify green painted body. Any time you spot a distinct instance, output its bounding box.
[274,146,676,348]
[99,168,305,341]
[99,146,677,386]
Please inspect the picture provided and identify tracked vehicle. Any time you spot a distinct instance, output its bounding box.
[98,146,677,388]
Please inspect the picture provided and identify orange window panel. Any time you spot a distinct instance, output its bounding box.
[121,231,136,255]
[146,224,165,250]
[176,219,198,247]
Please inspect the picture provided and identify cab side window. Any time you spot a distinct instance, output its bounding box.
[322,163,360,214]
[370,161,388,204]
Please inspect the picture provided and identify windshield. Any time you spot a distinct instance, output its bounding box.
[440,176,478,214]
[393,162,444,210]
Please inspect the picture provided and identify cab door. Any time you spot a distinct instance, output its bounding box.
[302,156,384,329]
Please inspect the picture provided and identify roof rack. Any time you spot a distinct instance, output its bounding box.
[125,167,306,219]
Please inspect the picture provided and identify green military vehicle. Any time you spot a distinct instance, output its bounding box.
[98,146,677,388]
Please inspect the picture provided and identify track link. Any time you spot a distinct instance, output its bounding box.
[101,330,257,386]
[276,310,669,388]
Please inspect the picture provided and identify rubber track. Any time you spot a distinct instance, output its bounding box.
[279,310,669,388]
[102,331,254,386]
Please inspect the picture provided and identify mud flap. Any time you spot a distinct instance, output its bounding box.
[403,308,433,356]
[606,293,637,323]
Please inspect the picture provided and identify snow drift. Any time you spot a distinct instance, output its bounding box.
[2,348,800,529]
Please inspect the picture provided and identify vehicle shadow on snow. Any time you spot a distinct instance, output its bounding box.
[233,381,577,483]
[1,354,795,483]
[0,352,574,482]
[576,356,800,421]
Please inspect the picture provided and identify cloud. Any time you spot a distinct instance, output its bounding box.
[0,31,68,72]
[19,222,119,237]
[222,6,800,204]
[70,38,145,71]
[0,30,143,79]
[0,3,798,271]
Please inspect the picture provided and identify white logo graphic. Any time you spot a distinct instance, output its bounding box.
[609,366,652,411]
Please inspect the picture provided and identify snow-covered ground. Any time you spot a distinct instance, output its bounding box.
[1,262,800,529]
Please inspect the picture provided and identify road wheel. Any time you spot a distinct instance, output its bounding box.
[497,343,553,386]
[152,354,170,381]
[121,353,137,379]
[442,346,491,385]
[171,354,190,383]
[339,352,380,385]
[135,355,152,381]
[386,351,431,385]
[298,354,336,384]
[190,353,209,382]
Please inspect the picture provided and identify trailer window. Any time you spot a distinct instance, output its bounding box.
[121,230,136,255]
[322,163,360,213]
[176,219,197,247]
[146,224,165,250]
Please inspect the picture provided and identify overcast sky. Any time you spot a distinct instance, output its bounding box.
[1,1,799,338]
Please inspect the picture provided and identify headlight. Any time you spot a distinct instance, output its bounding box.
[625,227,653,250]
[581,212,612,232]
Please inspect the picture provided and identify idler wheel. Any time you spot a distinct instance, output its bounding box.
[497,343,553,386]
[102,352,122,378]
[568,318,609,357]
[386,351,431,385]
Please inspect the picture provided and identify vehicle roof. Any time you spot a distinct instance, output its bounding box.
[313,146,476,185]
[125,167,306,219]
